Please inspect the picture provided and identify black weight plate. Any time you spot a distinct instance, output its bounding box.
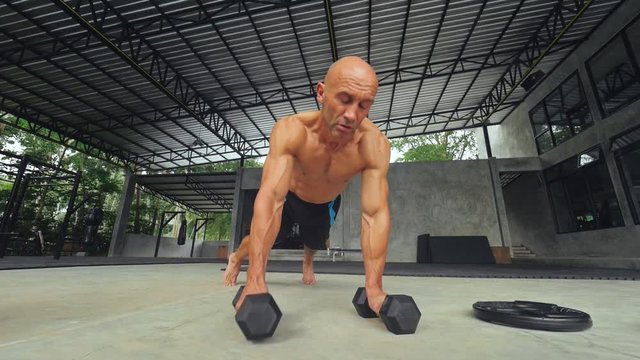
[472,300,592,332]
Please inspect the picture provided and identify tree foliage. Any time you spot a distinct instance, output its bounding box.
[0,117,125,255]
[0,115,263,256]
[390,130,479,162]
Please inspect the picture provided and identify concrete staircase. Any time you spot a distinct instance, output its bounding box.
[511,244,536,259]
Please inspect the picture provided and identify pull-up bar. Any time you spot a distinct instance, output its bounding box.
[190,218,211,258]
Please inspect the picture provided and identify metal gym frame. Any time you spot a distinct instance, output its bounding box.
[0,150,95,259]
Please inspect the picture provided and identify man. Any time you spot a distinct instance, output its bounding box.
[225,56,391,316]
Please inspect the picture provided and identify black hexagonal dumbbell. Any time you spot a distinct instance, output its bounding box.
[352,287,421,335]
[233,288,282,341]
[232,285,245,308]
[352,287,377,318]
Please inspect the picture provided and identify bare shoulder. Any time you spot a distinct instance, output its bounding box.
[359,118,390,170]
[293,111,321,127]
[269,114,308,154]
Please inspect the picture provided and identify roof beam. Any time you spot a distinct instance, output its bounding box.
[323,0,338,62]
[137,186,203,214]
[420,0,488,133]
[0,69,175,169]
[243,1,298,114]
[465,0,596,126]
[406,0,449,136]
[0,93,135,169]
[140,140,270,170]
[0,6,214,168]
[376,101,519,136]
[137,1,270,144]
[170,46,559,114]
[367,0,372,63]
[286,4,320,110]
[0,29,184,169]
[185,174,234,211]
[51,0,259,158]
[385,0,413,126]
[195,0,281,124]
[0,0,316,68]
[441,0,526,131]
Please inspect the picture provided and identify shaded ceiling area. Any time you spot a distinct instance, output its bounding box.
[136,172,236,213]
[0,0,625,170]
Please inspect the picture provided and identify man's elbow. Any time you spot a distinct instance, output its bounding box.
[363,206,390,225]
[254,190,284,214]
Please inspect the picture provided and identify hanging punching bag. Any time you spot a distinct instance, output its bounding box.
[177,219,187,245]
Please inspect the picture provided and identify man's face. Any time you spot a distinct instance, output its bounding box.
[317,71,377,140]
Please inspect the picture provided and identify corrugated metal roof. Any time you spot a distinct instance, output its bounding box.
[0,0,625,170]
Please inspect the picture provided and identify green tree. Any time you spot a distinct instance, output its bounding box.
[63,152,124,245]
[0,117,125,255]
[391,130,478,162]
[1,114,262,251]
[187,158,263,173]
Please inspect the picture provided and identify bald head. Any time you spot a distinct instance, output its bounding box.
[315,56,378,142]
[323,56,378,92]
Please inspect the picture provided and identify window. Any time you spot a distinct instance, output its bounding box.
[529,72,593,154]
[586,17,640,118]
[545,147,624,233]
[613,130,640,224]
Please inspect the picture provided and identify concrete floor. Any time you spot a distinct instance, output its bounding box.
[0,263,638,360]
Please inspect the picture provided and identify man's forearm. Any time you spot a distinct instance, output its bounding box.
[360,209,390,290]
[246,196,284,284]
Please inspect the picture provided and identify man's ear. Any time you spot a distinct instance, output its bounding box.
[316,82,325,104]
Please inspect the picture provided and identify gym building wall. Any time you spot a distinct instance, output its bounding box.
[477,0,640,266]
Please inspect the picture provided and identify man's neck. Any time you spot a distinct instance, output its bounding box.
[314,112,353,152]
[318,127,351,152]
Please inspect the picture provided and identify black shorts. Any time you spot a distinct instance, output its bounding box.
[273,192,341,250]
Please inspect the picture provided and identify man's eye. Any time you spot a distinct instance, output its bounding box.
[339,95,350,103]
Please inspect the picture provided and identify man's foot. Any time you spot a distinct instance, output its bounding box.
[223,253,242,286]
[235,280,268,311]
[366,289,388,315]
[302,261,316,285]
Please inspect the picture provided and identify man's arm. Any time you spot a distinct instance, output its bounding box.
[239,118,303,306]
[360,131,391,314]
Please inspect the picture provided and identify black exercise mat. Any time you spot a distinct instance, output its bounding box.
[226,260,640,281]
[3,257,638,281]
[0,256,225,270]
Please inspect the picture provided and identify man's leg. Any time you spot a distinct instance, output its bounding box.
[223,235,250,286]
[302,245,317,285]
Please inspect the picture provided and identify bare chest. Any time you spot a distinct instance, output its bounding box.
[293,144,363,184]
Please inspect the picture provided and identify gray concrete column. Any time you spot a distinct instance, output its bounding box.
[602,146,636,228]
[488,157,512,248]
[108,171,136,257]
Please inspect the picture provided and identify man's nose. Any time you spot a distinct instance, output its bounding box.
[343,105,357,122]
